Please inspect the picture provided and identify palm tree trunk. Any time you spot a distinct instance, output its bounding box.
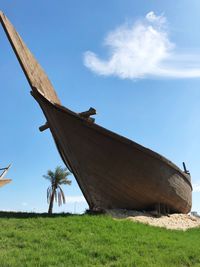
[48,187,56,214]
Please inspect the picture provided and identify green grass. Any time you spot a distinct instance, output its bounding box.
[0,212,200,267]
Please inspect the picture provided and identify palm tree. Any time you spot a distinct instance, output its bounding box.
[43,166,72,214]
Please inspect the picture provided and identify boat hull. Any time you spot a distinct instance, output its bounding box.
[0,11,192,214]
[33,92,192,214]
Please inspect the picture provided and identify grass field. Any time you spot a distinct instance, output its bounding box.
[0,212,200,267]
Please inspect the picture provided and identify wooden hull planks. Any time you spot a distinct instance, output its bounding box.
[0,11,60,105]
[32,91,192,214]
[0,12,192,213]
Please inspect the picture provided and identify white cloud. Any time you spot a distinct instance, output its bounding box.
[66,195,86,203]
[146,11,166,24]
[84,11,200,79]
[193,183,200,193]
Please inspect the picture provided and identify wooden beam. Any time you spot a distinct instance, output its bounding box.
[79,107,96,118]
[0,11,61,105]
[39,122,49,132]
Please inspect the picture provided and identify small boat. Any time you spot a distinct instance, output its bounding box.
[0,12,192,213]
[0,164,12,187]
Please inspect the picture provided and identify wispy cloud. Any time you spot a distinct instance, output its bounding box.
[193,183,200,193]
[84,11,200,79]
[66,195,86,203]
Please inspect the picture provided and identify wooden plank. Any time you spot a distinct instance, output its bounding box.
[0,179,11,187]
[0,11,60,105]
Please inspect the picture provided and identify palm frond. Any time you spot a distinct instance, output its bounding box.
[43,175,52,182]
[54,188,57,203]
[43,170,56,184]
[58,191,62,206]
[58,185,66,205]
[47,186,52,204]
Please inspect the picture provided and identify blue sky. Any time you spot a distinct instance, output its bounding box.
[0,0,200,213]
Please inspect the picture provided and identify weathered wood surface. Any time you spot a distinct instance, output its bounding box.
[39,122,49,132]
[0,11,60,105]
[33,92,192,213]
[0,12,192,213]
[79,107,96,118]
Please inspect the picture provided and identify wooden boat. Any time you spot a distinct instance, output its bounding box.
[0,12,192,213]
[0,165,12,187]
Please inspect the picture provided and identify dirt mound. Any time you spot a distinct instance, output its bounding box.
[106,209,200,230]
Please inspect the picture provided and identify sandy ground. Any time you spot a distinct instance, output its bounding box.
[106,209,200,230]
